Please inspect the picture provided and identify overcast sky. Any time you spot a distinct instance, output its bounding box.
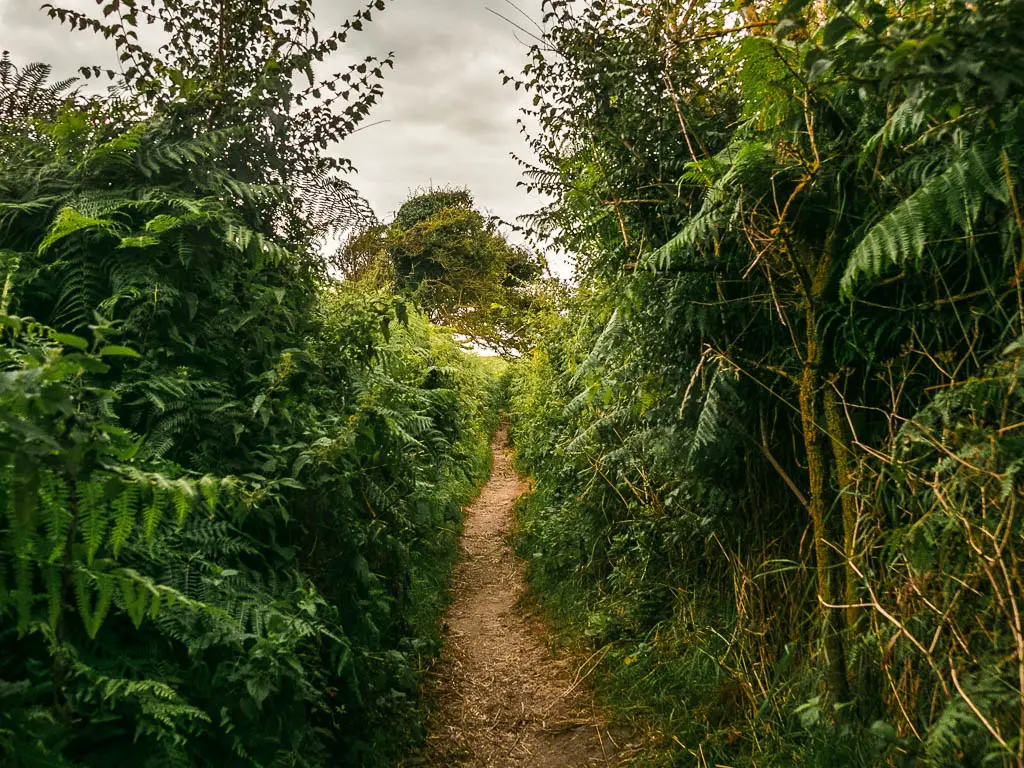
[0,0,556,260]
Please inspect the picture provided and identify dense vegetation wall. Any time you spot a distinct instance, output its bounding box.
[0,61,501,768]
[507,1,1024,766]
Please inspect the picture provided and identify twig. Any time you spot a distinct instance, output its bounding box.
[679,20,776,42]
[949,660,1012,754]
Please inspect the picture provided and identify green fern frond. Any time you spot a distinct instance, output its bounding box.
[72,567,115,639]
[570,308,623,387]
[842,146,1006,295]
[170,480,195,525]
[38,206,121,254]
[41,563,61,630]
[14,556,32,631]
[688,365,741,464]
[39,471,72,562]
[144,487,168,538]
[78,478,107,565]
[135,131,229,178]
[109,482,139,556]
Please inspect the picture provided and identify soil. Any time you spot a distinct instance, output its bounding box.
[406,429,630,767]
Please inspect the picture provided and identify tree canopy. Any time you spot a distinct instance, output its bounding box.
[341,188,547,355]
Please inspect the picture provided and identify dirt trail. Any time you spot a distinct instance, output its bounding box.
[410,430,626,767]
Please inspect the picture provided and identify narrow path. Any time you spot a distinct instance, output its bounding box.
[411,429,625,767]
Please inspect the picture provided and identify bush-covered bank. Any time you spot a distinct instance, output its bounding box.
[507,1,1024,766]
[0,2,503,763]
[0,117,502,765]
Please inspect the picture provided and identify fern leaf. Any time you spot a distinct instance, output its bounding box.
[38,206,119,254]
[39,471,72,563]
[72,568,114,639]
[41,563,61,631]
[842,146,1004,295]
[109,483,139,556]
[78,478,107,565]
[688,365,741,464]
[14,556,32,632]
[144,487,167,538]
[171,480,195,525]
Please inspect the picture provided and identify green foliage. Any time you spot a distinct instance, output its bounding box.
[0,4,502,765]
[0,51,79,159]
[372,188,547,355]
[508,0,1024,766]
[41,0,388,263]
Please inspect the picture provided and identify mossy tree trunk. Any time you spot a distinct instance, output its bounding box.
[798,254,850,702]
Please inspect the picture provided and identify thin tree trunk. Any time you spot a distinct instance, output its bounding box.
[799,305,850,701]
[824,387,860,632]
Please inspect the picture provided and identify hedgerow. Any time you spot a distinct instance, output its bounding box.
[508,1,1024,765]
[0,3,501,765]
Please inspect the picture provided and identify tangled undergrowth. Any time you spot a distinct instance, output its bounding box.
[0,3,503,766]
[6,1,1024,767]
[508,1,1024,766]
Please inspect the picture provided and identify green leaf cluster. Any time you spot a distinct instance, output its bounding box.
[341,188,548,356]
[507,1,1024,765]
[0,6,501,766]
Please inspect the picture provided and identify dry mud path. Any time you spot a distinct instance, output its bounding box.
[408,430,628,768]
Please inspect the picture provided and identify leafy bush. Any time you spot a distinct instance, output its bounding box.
[0,6,501,764]
[508,1,1024,765]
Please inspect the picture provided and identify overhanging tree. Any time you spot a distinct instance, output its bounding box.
[377,188,546,355]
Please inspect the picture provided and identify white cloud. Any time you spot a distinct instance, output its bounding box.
[0,0,565,272]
